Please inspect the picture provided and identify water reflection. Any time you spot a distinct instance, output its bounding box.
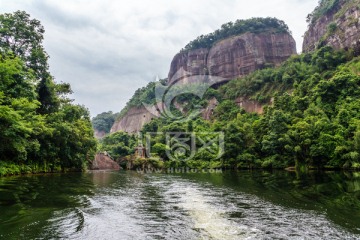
[0,173,94,239]
[88,170,119,188]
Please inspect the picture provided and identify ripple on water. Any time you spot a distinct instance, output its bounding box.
[40,173,360,240]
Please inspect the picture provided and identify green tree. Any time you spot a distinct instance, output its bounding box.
[213,100,241,121]
[0,11,48,80]
[92,111,118,133]
[99,131,136,160]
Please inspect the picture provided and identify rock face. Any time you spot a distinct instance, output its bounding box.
[110,106,159,134]
[303,0,360,53]
[168,32,296,84]
[91,153,120,170]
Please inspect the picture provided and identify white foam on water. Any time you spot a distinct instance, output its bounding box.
[178,187,260,240]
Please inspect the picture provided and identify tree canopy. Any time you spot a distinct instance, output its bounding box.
[92,111,118,133]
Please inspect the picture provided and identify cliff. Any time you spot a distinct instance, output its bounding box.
[168,32,296,84]
[303,0,360,53]
[110,106,159,134]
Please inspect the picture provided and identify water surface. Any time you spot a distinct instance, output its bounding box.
[0,170,359,239]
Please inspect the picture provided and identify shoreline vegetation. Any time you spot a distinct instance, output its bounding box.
[0,162,88,177]
[2,163,360,178]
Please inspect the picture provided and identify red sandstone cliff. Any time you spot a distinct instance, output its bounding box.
[168,32,296,84]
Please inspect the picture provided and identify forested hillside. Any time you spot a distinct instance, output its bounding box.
[99,45,360,170]
[0,11,97,175]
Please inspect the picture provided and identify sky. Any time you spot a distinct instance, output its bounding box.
[0,0,319,117]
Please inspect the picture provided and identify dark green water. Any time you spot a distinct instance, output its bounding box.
[0,170,359,239]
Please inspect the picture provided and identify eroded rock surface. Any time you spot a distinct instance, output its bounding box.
[168,32,296,84]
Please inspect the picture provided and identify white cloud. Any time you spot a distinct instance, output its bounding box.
[0,0,318,116]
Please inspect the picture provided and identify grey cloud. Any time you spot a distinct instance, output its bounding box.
[32,1,106,32]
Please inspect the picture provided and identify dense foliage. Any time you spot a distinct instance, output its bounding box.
[98,131,136,160]
[181,17,290,52]
[0,11,97,175]
[306,0,340,24]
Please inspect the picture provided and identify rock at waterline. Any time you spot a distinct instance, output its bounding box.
[90,153,121,170]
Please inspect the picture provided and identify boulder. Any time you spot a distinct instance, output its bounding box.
[90,153,120,170]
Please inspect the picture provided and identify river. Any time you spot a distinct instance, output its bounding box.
[0,170,359,239]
